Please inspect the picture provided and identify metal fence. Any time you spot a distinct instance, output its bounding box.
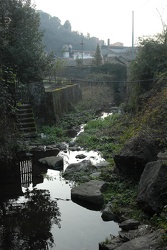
[19,160,32,188]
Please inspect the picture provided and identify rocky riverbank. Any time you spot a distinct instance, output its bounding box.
[14,95,167,249]
[60,136,167,249]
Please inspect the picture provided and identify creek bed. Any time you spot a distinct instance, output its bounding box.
[5,162,119,250]
[0,112,120,249]
[33,169,119,250]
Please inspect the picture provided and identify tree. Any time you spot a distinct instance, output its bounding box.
[93,44,103,66]
[38,11,99,55]
[127,31,167,112]
[63,20,72,31]
[75,57,83,67]
[100,63,127,81]
[0,1,18,162]
[48,58,66,82]
[0,0,52,161]
[130,35,167,92]
[1,0,50,82]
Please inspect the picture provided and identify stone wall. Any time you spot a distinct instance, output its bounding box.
[46,84,82,124]
[29,82,82,126]
[28,82,47,125]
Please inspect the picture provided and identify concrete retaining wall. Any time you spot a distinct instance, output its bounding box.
[29,82,82,126]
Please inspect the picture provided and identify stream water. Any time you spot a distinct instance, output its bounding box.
[0,113,119,250]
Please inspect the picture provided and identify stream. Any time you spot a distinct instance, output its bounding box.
[0,113,119,250]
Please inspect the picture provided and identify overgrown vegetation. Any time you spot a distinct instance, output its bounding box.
[127,31,167,112]
[1,0,52,83]
[34,109,97,145]
[0,0,53,160]
[76,114,124,159]
[102,179,141,220]
[0,69,18,162]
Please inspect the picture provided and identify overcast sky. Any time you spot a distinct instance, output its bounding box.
[33,0,167,46]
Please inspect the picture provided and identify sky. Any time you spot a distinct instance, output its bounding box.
[33,0,167,46]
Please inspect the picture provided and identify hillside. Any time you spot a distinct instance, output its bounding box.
[38,10,100,56]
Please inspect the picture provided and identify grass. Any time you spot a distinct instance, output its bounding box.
[76,113,133,159]
[32,109,97,145]
[36,125,69,144]
[102,178,143,220]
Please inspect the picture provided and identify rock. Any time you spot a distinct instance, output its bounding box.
[137,160,167,214]
[30,147,60,160]
[18,145,60,160]
[68,140,76,147]
[65,129,78,138]
[114,133,158,179]
[46,144,59,150]
[101,202,118,221]
[119,219,140,231]
[75,154,86,159]
[69,146,81,151]
[114,230,162,250]
[90,172,101,178]
[71,180,107,209]
[28,145,37,151]
[99,237,122,250]
[25,152,33,157]
[64,159,94,175]
[118,224,152,242]
[96,161,110,169]
[80,176,90,182]
[109,107,121,114]
[99,229,163,250]
[56,142,68,151]
[157,150,167,160]
[38,156,63,170]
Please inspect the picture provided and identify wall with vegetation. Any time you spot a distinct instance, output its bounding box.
[46,84,82,124]
[64,67,91,79]
[29,82,82,125]
[78,80,125,108]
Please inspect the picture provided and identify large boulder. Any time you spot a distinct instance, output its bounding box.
[137,160,167,214]
[18,145,60,161]
[99,229,163,250]
[71,180,107,210]
[101,202,119,222]
[38,156,63,170]
[119,219,140,231]
[114,230,162,250]
[64,159,94,175]
[114,134,158,179]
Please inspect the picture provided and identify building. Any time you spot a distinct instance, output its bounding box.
[101,43,138,65]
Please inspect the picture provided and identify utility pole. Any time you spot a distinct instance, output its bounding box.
[80,36,84,65]
[107,38,110,58]
[132,10,134,60]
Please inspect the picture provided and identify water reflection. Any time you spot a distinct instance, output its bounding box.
[0,160,61,250]
[20,159,32,188]
[0,188,61,250]
[0,162,22,201]
[0,111,119,250]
